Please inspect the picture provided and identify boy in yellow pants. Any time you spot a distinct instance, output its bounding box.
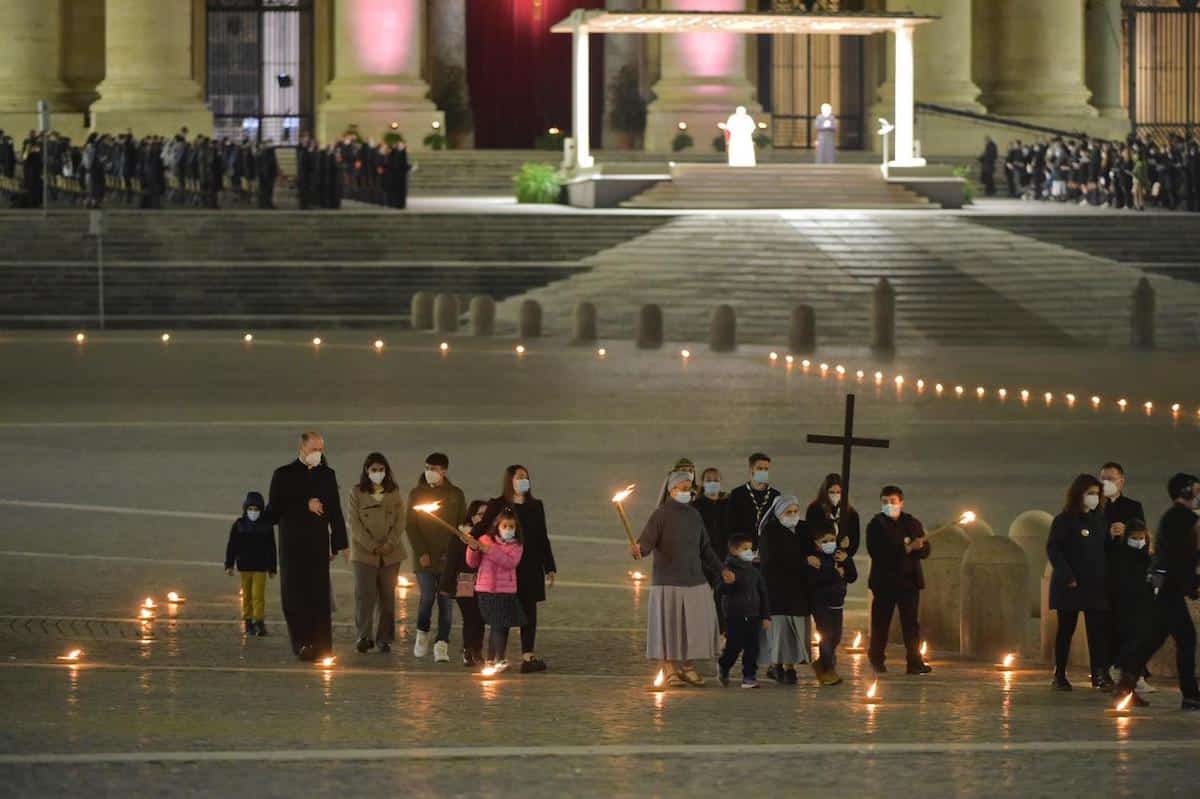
[224,491,277,636]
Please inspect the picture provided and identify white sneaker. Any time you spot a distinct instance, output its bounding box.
[413,630,430,658]
[1136,677,1157,694]
[433,640,450,663]
[493,659,509,673]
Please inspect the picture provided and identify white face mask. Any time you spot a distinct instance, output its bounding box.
[1102,479,1119,498]
[246,509,261,522]
[1126,537,1147,550]
[820,541,838,555]
[828,492,842,507]
[752,470,770,485]
[672,491,692,505]
[882,503,901,519]
[368,469,386,485]
[780,513,801,529]
[1083,493,1100,511]
[424,469,443,486]
[737,549,756,562]
[499,526,517,541]
[303,450,322,467]
[703,481,721,498]
[513,478,531,495]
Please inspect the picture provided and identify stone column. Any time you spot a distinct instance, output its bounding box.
[604,0,644,150]
[0,0,71,134]
[60,0,107,117]
[975,0,1094,118]
[318,0,443,147]
[644,0,763,152]
[89,0,211,136]
[1086,0,1125,118]
[429,0,472,147]
[879,1,982,112]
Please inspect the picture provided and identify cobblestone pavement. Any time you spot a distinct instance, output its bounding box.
[1,333,1198,797]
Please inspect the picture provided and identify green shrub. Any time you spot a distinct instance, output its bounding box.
[513,163,562,204]
[382,132,403,147]
[952,165,975,204]
[423,131,446,150]
[535,129,565,151]
[671,131,694,153]
[753,131,772,150]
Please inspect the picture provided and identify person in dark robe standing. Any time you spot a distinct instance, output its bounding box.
[866,485,931,675]
[1004,140,1022,198]
[1047,473,1112,691]
[979,136,998,196]
[296,134,315,210]
[256,141,277,209]
[1098,460,1146,684]
[814,102,838,164]
[694,466,730,635]
[266,431,348,661]
[725,452,779,549]
[385,138,410,209]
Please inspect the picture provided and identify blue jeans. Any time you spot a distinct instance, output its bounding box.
[415,570,453,642]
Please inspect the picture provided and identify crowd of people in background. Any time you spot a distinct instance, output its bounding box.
[0,126,411,211]
[979,132,1200,212]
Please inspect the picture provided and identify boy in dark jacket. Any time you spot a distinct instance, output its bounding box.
[717,534,771,688]
[808,520,858,686]
[225,491,277,636]
[1109,518,1153,686]
[866,485,931,674]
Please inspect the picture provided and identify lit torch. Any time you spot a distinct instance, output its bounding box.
[414,502,475,545]
[612,485,638,550]
[958,511,976,525]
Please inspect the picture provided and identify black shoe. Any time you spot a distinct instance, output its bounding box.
[1181,697,1200,711]
[906,662,933,675]
[719,668,730,687]
[462,649,477,667]
[244,620,254,635]
[255,621,268,637]
[355,638,373,654]
[1092,674,1115,690]
[298,645,315,662]
[520,657,548,674]
[378,642,391,654]
[870,661,888,674]
[770,665,787,684]
[1051,674,1072,691]
[784,667,798,685]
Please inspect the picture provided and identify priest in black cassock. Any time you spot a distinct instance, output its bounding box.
[267,431,348,661]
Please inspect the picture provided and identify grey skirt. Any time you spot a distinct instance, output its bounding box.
[645,583,720,661]
[767,614,812,665]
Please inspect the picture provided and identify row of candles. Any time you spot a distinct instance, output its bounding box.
[68,332,1198,423]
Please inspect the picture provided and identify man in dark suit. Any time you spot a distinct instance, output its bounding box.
[866,485,932,674]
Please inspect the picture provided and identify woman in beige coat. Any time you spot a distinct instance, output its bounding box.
[349,452,407,653]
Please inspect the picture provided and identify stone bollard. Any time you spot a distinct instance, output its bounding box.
[1131,277,1155,350]
[469,296,495,337]
[710,305,736,352]
[960,536,1028,660]
[918,525,971,652]
[1040,562,1090,667]
[434,293,459,334]
[571,302,597,345]
[518,299,542,339]
[871,278,895,357]
[410,291,434,330]
[789,304,815,355]
[1009,510,1053,618]
[636,304,664,350]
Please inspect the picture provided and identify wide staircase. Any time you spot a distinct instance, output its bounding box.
[0,211,667,328]
[620,164,934,210]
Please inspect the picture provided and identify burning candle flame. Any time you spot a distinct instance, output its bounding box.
[1002,653,1015,668]
[397,575,411,587]
[142,597,156,609]
[851,632,862,648]
[57,649,83,661]
[319,656,336,668]
[165,591,185,603]
[920,640,928,657]
[612,485,636,504]
[413,502,442,515]
[629,570,646,581]
[653,669,665,688]
[480,665,498,677]
[139,608,155,620]
[769,351,778,362]
[958,511,976,525]
[1115,693,1133,712]
[866,680,878,699]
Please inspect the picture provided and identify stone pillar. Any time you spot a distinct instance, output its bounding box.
[1086,0,1125,119]
[60,0,106,119]
[429,0,472,147]
[919,525,970,652]
[318,0,443,146]
[89,0,211,136]
[960,536,1028,660]
[1008,510,1053,618]
[644,0,762,152]
[974,0,1093,119]
[0,0,71,134]
[604,0,644,150]
[881,1,982,112]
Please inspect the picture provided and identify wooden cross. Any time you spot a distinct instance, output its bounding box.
[806,394,889,509]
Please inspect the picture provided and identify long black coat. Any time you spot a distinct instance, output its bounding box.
[693,494,730,560]
[1046,509,1108,612]
[475,497,557,603]
[805,500,861,557]
[865,512,929,595]
[267,458,348,655]
[758,516,814,616]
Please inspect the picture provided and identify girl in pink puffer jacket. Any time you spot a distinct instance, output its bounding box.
[466,508,525,672]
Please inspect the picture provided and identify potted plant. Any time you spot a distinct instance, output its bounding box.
[423,122,446,151]
[608,64,646,150]
[535,128,565,151]
[672,125,694,153]
[431,66,474,149]
[513,163,563,204]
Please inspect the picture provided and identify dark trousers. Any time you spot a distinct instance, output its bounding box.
[812,604,844,672]
[519,595,539,654]
[456,595,485,657]
[719,615,761,679]
[490,625,511,661]
[1122,593,1199,699]
[981,163,996,195]
[869,590,922,666]
[1055,608,1109,677]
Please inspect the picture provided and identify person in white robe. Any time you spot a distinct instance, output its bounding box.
[725,106,757,168]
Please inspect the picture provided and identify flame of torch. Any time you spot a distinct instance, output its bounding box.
[958,511,976,525]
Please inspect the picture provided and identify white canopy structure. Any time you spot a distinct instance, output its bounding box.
[551,9,936,172]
